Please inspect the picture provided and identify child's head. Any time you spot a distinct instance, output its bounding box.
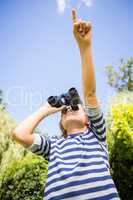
[59,104,89,138]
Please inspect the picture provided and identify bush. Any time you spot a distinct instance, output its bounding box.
[0,153,48,200]
[107,92,133,200]
[0,105,49,200]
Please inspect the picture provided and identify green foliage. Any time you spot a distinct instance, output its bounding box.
[106,92,133,200]
[0,105,27,184]
[0,103,48,200]
[0,90,3,104]
[105,57,133,92]
[0,153,48,200]
[0,90,6,109]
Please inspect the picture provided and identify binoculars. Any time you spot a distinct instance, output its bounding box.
[47,87,82,113]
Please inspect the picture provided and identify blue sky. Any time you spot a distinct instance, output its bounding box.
[0,0,133,136]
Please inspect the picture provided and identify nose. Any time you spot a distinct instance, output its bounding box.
[61,106,72,115]
[66,106,72,112]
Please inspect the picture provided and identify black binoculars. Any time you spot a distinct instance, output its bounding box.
[47,87,82,113]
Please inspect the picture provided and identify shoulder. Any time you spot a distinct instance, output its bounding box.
[49,134,65,143]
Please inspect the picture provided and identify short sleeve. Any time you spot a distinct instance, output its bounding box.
[26,133,51,160]
[85,105,106,143]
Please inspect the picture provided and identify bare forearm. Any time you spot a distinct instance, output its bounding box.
[11,102,65,147]
[13,106,49,136]
[80,45,96,96]
[79,46,100,106]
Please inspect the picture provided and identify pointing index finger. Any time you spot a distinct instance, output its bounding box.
[72,9,78,24]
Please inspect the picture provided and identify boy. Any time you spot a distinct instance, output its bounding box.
[11,9,120,200]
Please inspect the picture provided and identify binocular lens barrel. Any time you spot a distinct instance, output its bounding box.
[47,87,82,110]
[47,96,56,105]
[68,87,78,97]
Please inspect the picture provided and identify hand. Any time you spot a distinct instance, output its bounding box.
[72,9,92,49]
[43,102,66,116]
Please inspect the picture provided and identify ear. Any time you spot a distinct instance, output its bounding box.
[85,121,90,128]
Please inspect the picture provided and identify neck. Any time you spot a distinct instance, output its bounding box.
[67,126,88,136]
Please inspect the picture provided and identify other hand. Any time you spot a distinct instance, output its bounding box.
[72,9,92,49]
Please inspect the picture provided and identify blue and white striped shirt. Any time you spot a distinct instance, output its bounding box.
[27,105,120,200]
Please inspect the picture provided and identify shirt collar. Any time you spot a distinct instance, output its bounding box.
[67,127,89,138]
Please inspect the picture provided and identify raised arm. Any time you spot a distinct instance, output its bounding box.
[72,9,100,107]
[11,102,65,148]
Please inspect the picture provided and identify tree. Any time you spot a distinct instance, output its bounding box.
[0,90,6,110]
[106,91,133,200]
[0,90,3,104]
[105,57,133,92]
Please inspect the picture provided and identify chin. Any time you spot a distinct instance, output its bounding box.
[63,116,87,129]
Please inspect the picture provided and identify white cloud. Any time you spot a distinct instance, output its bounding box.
[56,0,66,13]
[81,0,93,7]
[56,0,94,13]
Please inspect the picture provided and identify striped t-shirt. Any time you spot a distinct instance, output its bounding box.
[27,105,121,200]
